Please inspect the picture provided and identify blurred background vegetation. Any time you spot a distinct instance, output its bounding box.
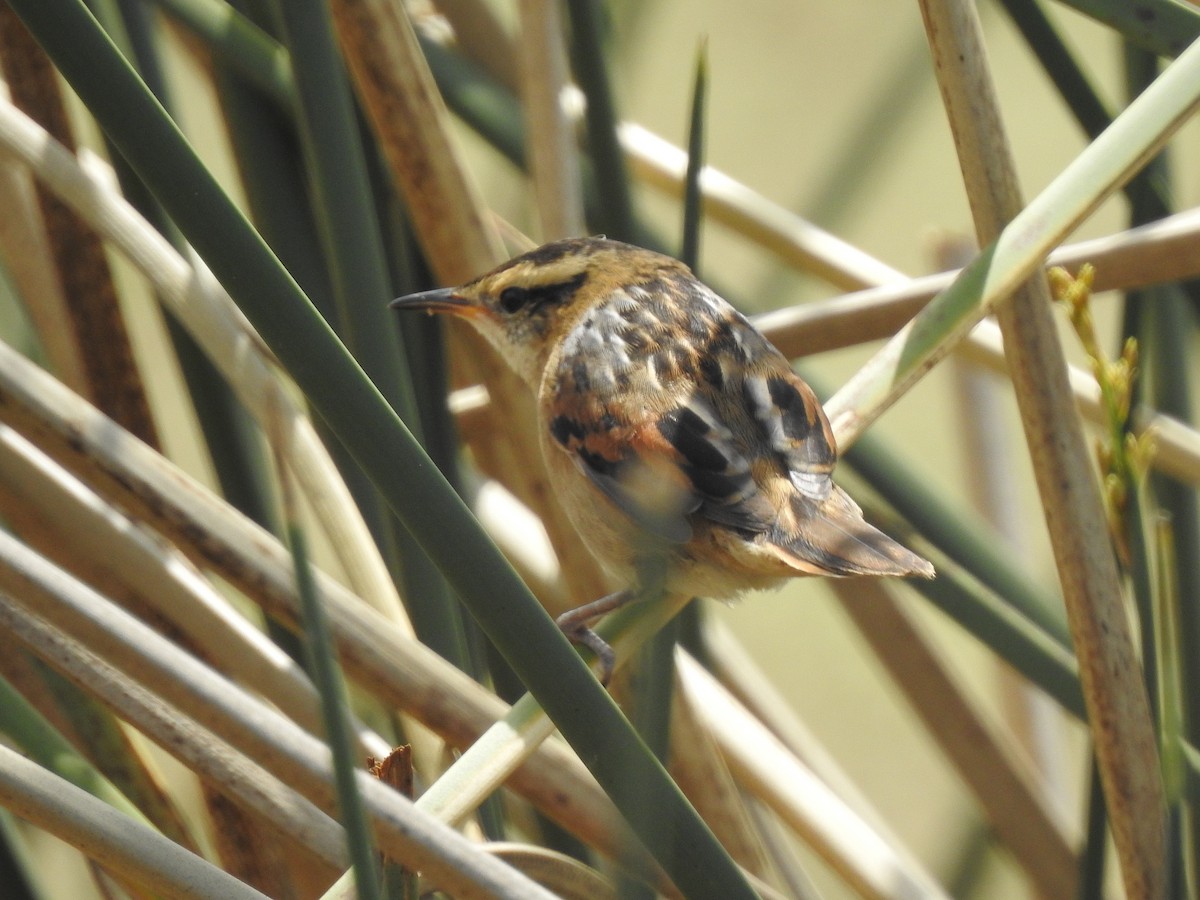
[0,0,1197,898]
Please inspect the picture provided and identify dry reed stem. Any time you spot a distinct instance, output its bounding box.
[428,0,520,99]
[0,742,271,900]
[516,0,585,240]
[0,625,82,749]
[939,232,1075,836]
[0,585,350,872]
[668,677,773,881]
[0,142,86,391]
[702,619,907,840]
[756,207,1200,357]
[0,583,551,899]
[622,122,908,289]
[478,844,621,900]
[0,425,390,760]
[918,2,1163,897]
[0,431,280,860]
[326,0,530,490]
[833,580,1076,897]
[328,0,500,280]
[0,7,157,447]
[678,652,950,900]
[0,529,562,898]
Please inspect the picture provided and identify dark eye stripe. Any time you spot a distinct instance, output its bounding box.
[497,272,587,315]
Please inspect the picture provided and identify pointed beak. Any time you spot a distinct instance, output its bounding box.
[390,287,484,318]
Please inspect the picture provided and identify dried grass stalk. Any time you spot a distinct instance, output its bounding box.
[917,2,1163,895]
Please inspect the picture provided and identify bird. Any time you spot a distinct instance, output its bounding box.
[392,236,933,682]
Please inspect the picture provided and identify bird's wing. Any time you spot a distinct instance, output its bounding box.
[548,385,754,542]
[546,303,841,541]
[547,294,934,578]
[734,359,838,501]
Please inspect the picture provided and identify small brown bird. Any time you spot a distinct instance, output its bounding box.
[393,237,933,681]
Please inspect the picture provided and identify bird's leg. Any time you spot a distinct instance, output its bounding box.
[555,588,637,685]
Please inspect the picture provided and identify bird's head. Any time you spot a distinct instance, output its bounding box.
[391,237,688,385]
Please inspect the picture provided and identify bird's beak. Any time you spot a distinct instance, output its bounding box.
[390,287,484,318]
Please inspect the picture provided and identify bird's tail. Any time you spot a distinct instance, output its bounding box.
[769,486,935,579]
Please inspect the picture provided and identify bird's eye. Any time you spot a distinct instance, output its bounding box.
[499,286,528,313]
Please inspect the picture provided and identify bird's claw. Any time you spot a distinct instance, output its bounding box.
[556,619,617,686]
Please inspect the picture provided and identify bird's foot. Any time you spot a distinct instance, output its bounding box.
[555,589,635,686]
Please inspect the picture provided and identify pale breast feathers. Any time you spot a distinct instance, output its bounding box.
[545,282,837,542]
